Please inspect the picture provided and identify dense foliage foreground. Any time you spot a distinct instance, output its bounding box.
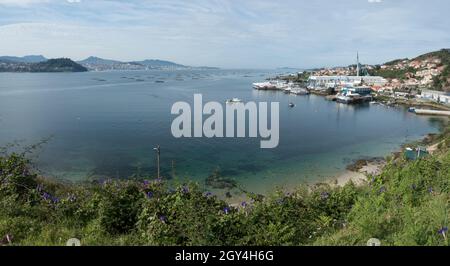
[1,132,449,246]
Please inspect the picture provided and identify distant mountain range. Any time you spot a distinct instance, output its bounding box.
[76,56,210,71]
[0,55,47,63]
[76,56,188,71]
[0,55,218,72]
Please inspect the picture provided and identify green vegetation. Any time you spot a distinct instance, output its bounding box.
[427,49,450,92]
[278,71,311,84]
[369,66,416,80]
[32,58,88,72]
[0,58,87,72]
[1,126,449,246]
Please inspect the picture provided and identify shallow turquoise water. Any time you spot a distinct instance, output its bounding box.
[0,69,444,194]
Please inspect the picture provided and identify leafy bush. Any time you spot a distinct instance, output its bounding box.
[0,133,449,246]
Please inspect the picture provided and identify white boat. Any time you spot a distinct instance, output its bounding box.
[291,88,310,95]
[226,98,243,104]
[252,82,277,90]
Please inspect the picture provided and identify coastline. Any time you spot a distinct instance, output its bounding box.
[226,130,445,206]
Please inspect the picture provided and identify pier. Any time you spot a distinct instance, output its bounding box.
[413,109,450,116]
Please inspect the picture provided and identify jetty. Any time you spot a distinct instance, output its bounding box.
[413,109,450,116]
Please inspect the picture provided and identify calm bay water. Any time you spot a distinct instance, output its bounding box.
[0,70,444,195]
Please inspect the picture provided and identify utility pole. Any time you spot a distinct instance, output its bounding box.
[153,145,160,178]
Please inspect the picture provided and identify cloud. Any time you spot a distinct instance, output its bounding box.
[368,0,383,3]
[0,0,50,7]
[0,0,449,68]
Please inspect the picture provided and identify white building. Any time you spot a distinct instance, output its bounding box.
[307,76,387,89]
[420,89,450,105]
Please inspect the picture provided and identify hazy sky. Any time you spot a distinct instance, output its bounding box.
[0,0,449,68]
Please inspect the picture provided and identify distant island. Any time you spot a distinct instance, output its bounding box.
[0,55,218,72]
[0,57,87,72]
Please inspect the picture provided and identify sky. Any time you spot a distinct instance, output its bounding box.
[0,0,449,69]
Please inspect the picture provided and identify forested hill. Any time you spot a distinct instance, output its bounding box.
[0,58,88,72]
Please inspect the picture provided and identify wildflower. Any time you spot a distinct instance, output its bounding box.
[143,180,150,187]
[159,215,167,223]
[223,207,230,214]
[182,186,189,194]
[146,191,154,199]
[42,192,51,201]
[428,187,433,194]
[204,192,212,197]
[438,226,448,237]
[320,192,330,200]
[379,186,386,194]
[51,196,59,204]
[241,201,247,208]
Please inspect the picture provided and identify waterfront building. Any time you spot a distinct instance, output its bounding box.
[307,53,387,89]
[307,75,387,89]
[420,89,450,105]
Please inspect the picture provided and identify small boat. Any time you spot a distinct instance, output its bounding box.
[226,98,243,104]
[291,88,310,95]
[408,107,416,113]
[289,103,295,108]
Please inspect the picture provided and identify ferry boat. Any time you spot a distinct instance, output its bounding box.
[336,86,372,104]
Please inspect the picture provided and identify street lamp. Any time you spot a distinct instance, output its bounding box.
[153,145,160,179]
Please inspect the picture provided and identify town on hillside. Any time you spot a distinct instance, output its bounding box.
[254,49,450,109]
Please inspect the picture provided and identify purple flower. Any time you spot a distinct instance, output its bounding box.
[241,201,247,208]
[379,186,386,194]
[146,191,154,199]
[223,207,230,214]
[204,192,212,197]
[428,187,433,193]
[42,192,51,201]
[438,227,448,235]
[51,196,59,204]
[159,215,167,223]
[320,192,330,200]
[143,180,150,186]
[182,186,189,194]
